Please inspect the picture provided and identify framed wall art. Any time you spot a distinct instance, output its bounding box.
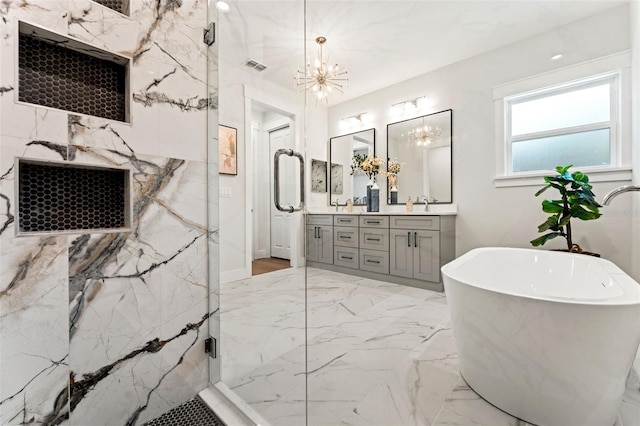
[219,125,237,175]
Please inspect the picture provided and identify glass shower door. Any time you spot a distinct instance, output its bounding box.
[213,1,308,424]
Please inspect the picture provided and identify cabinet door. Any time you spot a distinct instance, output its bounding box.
[318,226,334,265]
[413,230,440,282]
[389,229,413,278]
[306,225,318,262]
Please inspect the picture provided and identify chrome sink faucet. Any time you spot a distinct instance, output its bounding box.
[419,195,429,211]
[332,198,340,211]
[602,185,640,205]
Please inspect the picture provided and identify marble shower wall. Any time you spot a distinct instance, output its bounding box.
[0,1,217,425]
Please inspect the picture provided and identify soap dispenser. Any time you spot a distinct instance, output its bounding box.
[406,196,413,212]
[346,199,353,212]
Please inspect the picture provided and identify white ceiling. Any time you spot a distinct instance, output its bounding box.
[220,0,627,106]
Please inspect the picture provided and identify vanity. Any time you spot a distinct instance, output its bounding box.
[311,108,455,291]
[306,212,455,292]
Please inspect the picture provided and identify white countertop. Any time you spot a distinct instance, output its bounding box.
[306,204,458,216]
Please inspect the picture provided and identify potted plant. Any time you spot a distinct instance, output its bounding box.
[530,165,602,255]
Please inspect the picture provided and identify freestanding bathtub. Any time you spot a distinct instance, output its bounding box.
[442,247,640,426]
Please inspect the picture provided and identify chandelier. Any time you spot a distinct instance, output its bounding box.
[295,36,348,100]
[408,121,442,147]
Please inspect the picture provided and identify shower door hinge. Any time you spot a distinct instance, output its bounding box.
[204,336,217,359]
[203,22,215,46]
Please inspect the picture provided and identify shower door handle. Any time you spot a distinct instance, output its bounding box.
[274,148,305,213]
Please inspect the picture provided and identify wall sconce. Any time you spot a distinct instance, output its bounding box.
[390,95,428,116]
[340,112,371,128]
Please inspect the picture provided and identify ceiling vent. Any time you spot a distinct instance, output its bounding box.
[244,59,267,72]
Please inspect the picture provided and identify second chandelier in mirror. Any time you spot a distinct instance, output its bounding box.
[387,109,453,204]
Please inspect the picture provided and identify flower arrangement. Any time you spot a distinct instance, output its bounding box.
[385,159,402,176]
[382,159,402,190]
[351,153,384,180]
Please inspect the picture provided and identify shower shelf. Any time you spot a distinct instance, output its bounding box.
[18,21,130,123]
[92,0,130,16]
[16,158,132,236]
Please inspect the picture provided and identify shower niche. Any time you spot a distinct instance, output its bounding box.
[16,158,132,235]
[18,21,130,122]
[93,0,130,15]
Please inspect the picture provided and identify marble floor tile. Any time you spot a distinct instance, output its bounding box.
[220,267,640,426]
[431,376,532,426]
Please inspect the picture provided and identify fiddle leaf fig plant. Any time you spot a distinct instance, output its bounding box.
[530,165,602,252]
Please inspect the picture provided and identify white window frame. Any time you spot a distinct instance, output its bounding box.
[493,51,632,187]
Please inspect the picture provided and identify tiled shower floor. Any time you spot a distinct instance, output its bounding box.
[220,267,640,426]
[144,397,226,426]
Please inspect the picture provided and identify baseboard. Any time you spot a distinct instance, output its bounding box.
[199,384,271,426]
[220,268,251,284]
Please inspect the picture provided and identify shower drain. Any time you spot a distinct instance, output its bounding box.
[143,396,226,426]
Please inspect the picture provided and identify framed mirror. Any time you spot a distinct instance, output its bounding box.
[329,128,375,206]
[387,109,452,204]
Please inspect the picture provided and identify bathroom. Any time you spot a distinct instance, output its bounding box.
[0,0,639,425]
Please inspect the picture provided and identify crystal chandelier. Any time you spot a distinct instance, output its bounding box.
[408,121,442,147]
[295,36,348,100]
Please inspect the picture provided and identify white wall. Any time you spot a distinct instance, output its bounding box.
[329,5,636,275]
[632,2,640,282]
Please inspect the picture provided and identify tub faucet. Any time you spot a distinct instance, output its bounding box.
[602,185,640,205]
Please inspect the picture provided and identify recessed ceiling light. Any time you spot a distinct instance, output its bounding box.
[551,54,563,61]
[216,1,230,13]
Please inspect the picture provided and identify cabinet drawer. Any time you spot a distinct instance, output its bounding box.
[334,227,358,248]
[334,246,358,269]
[359,249,389,274]
[307,215,333,226]
[359,216,389,228]
[390,215,440,230]
[334,215,358,227]
[359,228,389,251]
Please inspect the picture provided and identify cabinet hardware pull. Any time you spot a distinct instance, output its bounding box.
[342,256,353,260]
[367,238,380,242]
[367,220,380,224]
[366,259,380,264]
[414,232,418,247]
[340,235,351,239]
[339,219,349,223]
[407,232,411,247]
[316,227,319,238]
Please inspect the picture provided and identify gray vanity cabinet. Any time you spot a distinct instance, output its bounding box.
[358,216,389,274]
[389,216,441,282]
[307,213,454,292]
[334,215,359,269]
[306,215,333,265]
[389,229,440,282]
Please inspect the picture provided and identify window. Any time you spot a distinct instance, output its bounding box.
[505,73,618,174]
[493,52,631,187]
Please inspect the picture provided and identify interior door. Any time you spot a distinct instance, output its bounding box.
[270,126,293,259]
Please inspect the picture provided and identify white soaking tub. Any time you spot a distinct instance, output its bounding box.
[441,247,640,426]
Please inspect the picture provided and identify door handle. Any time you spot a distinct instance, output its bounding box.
[414,232,418,247]
[407,232,411,247]
[274,148,305,212]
